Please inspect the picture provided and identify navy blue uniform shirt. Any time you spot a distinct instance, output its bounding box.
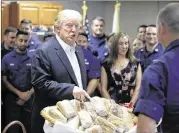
[82,48,101,82]
[88,35,108,63]
[135,43,163,72]
[2,49,33,92]
[134,39,179,132]
[28,35,42,54]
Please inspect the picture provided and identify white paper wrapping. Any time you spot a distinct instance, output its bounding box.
[43,120,137,133]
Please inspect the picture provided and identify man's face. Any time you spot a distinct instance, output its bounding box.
[145,27,158,46]
[91,20,104,37]
[137,27,146,41]
[20,23,32,33]
[77,35,88,48]
[57,18,80,45]
[4,32,16,49]
[16,34,29,52]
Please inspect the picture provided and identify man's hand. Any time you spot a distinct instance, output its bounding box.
[73,86,87,101]
[18,91,31,101]
[16,99,25,106]
[137,113,156,133]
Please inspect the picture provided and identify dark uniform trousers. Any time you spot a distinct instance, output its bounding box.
[5,93,33,133]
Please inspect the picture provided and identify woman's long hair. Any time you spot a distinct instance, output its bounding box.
[107,32,137,65]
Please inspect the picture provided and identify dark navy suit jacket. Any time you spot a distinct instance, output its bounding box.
[31,36,87,133]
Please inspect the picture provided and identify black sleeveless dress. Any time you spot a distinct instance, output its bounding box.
[103,60,139,103]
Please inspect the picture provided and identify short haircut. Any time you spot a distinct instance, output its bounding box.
[157,3,179,35]
[54,9,82,27]
[147,24,156,28]
[44,32,55,41]
[20,19,32,25]
[92,16,105,25]
[137,25,147,32]
[20,19,32,28]
[78,32,88,40]
[4,27,17,35]
[16,29,29,37]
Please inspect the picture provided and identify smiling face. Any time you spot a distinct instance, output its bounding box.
[118,36,129,57]
[145,26,158,46]
[4,32,17,49]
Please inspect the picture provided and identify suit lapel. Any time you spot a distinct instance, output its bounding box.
[75,46,87,89]
[52,37,79,86]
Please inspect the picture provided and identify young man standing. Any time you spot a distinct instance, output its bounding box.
[2,30,34,133]
[135,25,163,72]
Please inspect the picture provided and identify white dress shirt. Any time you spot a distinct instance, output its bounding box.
[56,35,83,89]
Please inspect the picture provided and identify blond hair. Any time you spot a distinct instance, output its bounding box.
[54,9,82,27]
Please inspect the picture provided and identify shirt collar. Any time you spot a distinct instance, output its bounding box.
[10,49,17,57]
[144,43,161,53]
[56,34,76,53]
[10,49,29,58]
[164,39,179,53]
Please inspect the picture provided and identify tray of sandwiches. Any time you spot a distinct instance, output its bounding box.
[41,96,137,133]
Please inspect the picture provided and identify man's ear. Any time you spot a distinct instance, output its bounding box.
[160,23,167,35]
[14,37,18,44]
[3,35,7,41]
[54,26,60,33]
[91,23,93,29]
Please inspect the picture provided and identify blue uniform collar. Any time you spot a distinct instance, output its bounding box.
[142,43,162,53]
[10,49,30,58]
[89,34,106,47]
[164,39,179,53]
[9,49,18,57]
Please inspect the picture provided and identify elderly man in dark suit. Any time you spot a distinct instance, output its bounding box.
[31,9,87,133]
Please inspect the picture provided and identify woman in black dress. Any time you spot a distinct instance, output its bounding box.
[101,32,142,106]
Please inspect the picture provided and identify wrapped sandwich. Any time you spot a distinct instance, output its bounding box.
[91,97,108,117]
[70,99,81,114]
[48,106,67,123]
[107,113,126,127]
[78,110,93,128]
[95,116,118,133]
[84,102,98,120]
[67,116,80,129]
[56,100,76,119]
[85,125,102,133]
